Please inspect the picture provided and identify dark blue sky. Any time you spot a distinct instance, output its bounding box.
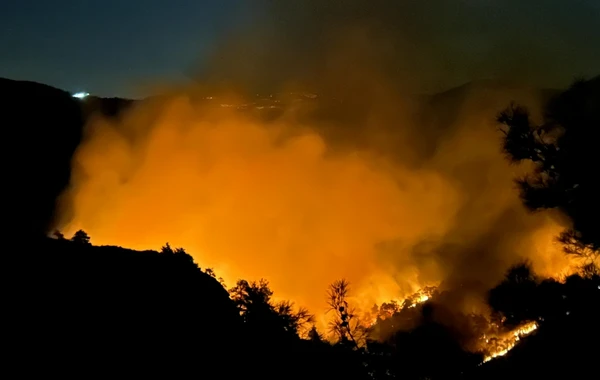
[2,1,599,97]
[1,0,249,97]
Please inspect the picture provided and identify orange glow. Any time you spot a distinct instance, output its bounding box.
[55,21,577,334]
[482,321,539,363]
[56,85,575,334]
[362,286,438,328]
[59,97,457,324]
[523,221,581,280]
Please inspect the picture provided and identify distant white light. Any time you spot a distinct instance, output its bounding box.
[73,92,89,99]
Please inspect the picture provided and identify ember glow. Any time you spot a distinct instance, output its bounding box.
[361,285,541,363]
[362,287,438,328]
[482,321,539,363]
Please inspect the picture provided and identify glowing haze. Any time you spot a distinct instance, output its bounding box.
[59,94,459,308]
[56,0,580,320]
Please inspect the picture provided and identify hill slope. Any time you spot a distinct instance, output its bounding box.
[10,236,243,376]
[0,78,133,236]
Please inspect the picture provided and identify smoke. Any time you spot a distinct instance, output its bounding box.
[56,0,584,322]
[58,93,459,310]
[201,0,600,94]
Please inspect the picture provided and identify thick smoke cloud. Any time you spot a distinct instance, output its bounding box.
[202,0,600,94]
[56,0,586,320]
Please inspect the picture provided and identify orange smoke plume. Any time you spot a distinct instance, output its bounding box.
[55,1,582,324]
[58,92,459,312]
[56,84,577,321]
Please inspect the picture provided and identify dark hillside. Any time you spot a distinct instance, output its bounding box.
[2,77,599,379]
[11,236,243,376]
[0,78,133,236]
[1,78,84,236]
[8,236,369,378]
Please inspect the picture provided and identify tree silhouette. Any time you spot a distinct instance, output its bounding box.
[160,242,195,265]
[497,76,600,259]
[160,242,175,254]
[70,229,91,245]
[326,279,366,347]
[307,324,324,342]
[488,262,539,326]
[229,279,313,339]
[203,267,226,287]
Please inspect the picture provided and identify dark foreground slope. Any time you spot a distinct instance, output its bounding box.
[8,236,598,379]
[10,236,238,376]
[8,236,368,378]
[1,78,84,236]
[0,78,133,237]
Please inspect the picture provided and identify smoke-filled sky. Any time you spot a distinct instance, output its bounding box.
[1,0,599,97]
[58,84,577,322]
[17,0,591,326]
[49,0,593,321]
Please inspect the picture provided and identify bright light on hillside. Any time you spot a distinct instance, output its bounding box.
[73,92,90,99]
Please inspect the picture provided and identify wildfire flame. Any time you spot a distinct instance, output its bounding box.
[362,287,437,328]
[360,286,540,365]
[481,321,539,363]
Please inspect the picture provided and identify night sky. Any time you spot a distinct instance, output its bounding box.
[1,0,249,97]
[2,0,599,98]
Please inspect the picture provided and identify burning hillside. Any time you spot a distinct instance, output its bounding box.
[55,82,579,335]
[481,321,538,363]
[51,0,585,351]
[7,0,599,378]
[343,283,540,364]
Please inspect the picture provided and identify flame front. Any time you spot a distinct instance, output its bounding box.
[362,287,437,328]
[481,321,539,363]
[361,288,540,364]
